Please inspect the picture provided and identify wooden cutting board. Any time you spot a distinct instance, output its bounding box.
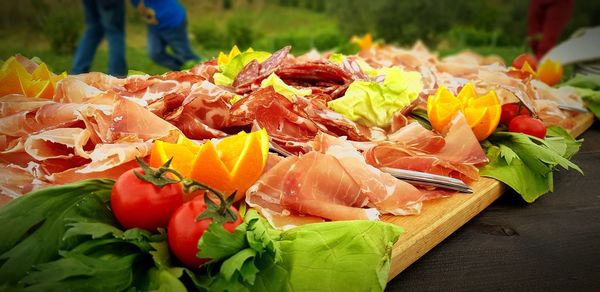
[386,112,595,280]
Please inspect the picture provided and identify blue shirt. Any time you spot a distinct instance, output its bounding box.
[131,0,186,29]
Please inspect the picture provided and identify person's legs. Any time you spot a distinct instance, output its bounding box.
[527,0,544,56]
[147,27,182,71]
[98,0,127,77]
[537,0,575,58]
[71,0,105,74]
[161,20,200,66]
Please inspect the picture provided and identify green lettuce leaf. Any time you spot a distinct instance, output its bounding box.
[253,219,403,292]
[328,53,345,64]
[213,51,271,86]
[575,87,600,119]
[562,74,600,118]
[328,67,422,128]
[0,179,115,284]
[563,74,600,90]
[480,129,582,202]
[200,210,403,292]
[260,73,311,100]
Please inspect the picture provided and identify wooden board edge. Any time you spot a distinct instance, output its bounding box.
[570,113,595,138]
[387,181,505,279]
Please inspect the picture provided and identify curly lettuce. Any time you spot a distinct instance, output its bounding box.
[328,67,423,128]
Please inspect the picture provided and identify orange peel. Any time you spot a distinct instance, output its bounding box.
[427,83,501,141]
[149,129,270,202]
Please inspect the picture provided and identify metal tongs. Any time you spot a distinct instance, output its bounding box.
[380,167,472,193]
[269,142,473,193]
[558,104,589,113]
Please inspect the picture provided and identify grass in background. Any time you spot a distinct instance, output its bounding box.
[0,1,523,75]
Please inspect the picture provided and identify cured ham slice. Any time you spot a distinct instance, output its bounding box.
[276,61,353,98]
[0,103,86,137]
[82,97,180,143]
[76,142,151,174]
[53,77,104,103]
[72,72,126,91]
[230,87,320,143]
[24,128,91,160]
[0,164,48,199]
[0,95,53,118]
[313,133,425,214]
[365,113,488,183]
[168,81,232,139]
[247,132,427,229]
[48,160,138,185]
[387,122,445,153]
[246,152,379,229]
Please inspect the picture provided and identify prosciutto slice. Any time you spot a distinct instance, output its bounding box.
[81,97,180,143]
[313,133,425,214]
[0,95,54,118]
[229,87,320,143]
[246,152,379,229]
[0,103,87,137]
[24,128,91,160]
[247,132,426,229]
[365,113,488,183]
[168,81,232,139]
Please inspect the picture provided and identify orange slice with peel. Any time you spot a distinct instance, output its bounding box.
[427,83,500,141]
[190,129,269,202]
[188,140,232,195]
[26,79,52,99]
[0,58,29,96]
[150,130,270,202]
[149,135,201,177]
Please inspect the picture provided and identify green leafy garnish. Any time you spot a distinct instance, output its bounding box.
[0,179,114,284]
[410,108,432,130]
[259,73,311,100]
[0,180,404,291]
[198,210,403,291]
[328,67,423,128]
[562,74,600,119]
[480,127,583,202]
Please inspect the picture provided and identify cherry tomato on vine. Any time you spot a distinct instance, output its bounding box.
[508,115,547,139]
[512,53,538,71]
[111,159,185,231]
[500,103,531,125]
[168,196,242,268]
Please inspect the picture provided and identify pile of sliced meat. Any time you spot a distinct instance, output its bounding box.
[0,45,587,227]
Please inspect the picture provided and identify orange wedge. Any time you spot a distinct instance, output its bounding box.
[188,140,232,195]
[149,136,201,177]
[427,83,500,141]
[536,59,563,86]
[32,63,52,80]
[26,79,52,99]
[151,130,270,202]
[0,58,29,96]
[0,56,66,99]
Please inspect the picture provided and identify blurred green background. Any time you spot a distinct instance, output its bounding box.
[1,0,598,75]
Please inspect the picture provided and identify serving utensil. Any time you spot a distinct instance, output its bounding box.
[269,142,473,193]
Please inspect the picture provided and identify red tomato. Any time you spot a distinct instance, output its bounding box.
[512,53,538,71]
[500,103,531,125]
[111,168,184,231]
[168,197,242,268]
[506,69,533,80]
[508,115,547,139]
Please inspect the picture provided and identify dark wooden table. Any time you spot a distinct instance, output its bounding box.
[387,120,600,291]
